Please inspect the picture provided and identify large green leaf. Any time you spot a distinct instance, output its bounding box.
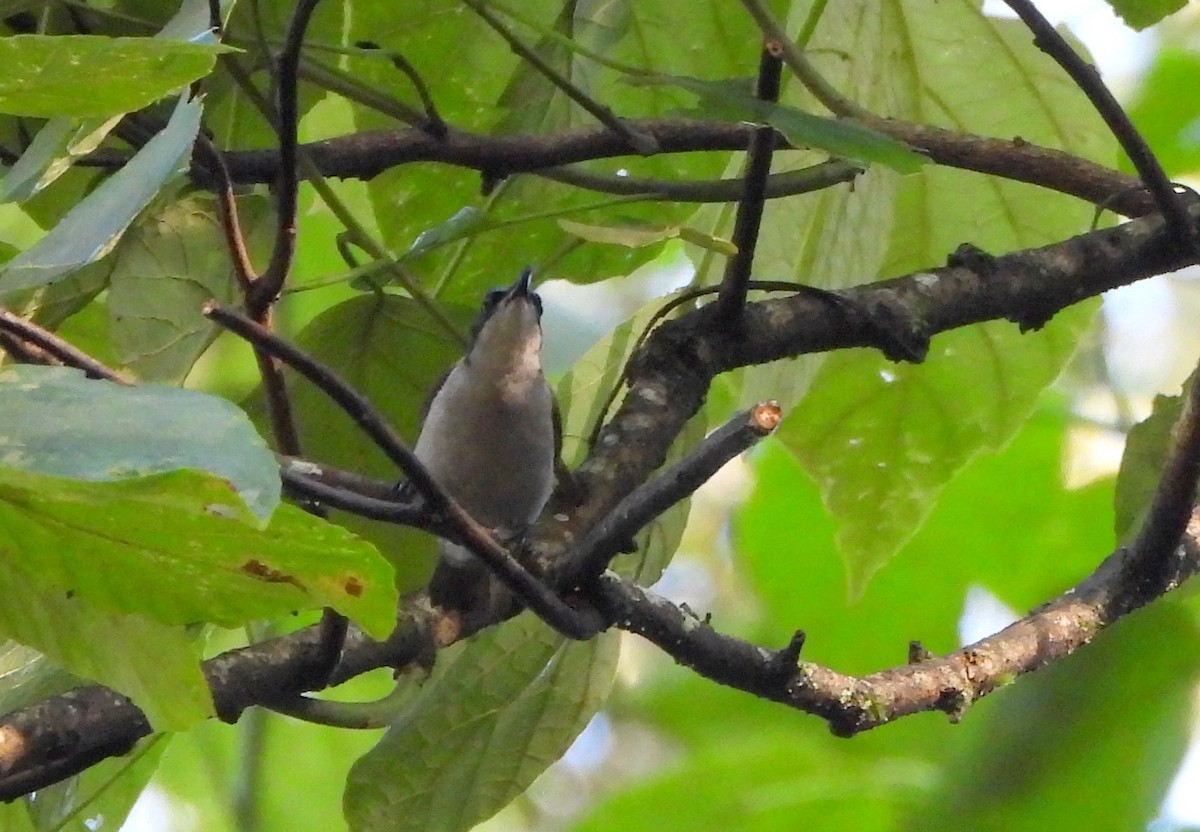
[345,617,619,832]
[0,564,211,729]
[0,365,279,519]
[108,195,272,383]
[0,95,202,292]
[738,407,1113,673]
[780,0,1113,594]
[0,0,219,205]
[0,468,396,639]
[0,36,226,118]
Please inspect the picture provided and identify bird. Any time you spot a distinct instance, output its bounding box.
[411,268,558,627]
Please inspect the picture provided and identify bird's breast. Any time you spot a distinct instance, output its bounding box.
[413,365,555,529]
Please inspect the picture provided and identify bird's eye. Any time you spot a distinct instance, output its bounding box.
[530,292,543,317]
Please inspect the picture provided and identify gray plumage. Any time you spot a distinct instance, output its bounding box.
[414,270,556,622]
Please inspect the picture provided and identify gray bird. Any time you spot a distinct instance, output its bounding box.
[413,269,558,625]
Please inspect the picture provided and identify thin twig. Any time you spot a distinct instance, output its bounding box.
[713,48,783,329]
[205,302,601,639]
[280,468,440,532]
[193,134,257,294]
[206,302,437,489]
[353,40,447,138]
[0,309,130,383]
[278,455,396,499]
[540,159,862,202]
[570,403,781,583]
[738,0,869,118]
[1002,0,1194,245]
[250,0,323,315]
[461,0,659,154]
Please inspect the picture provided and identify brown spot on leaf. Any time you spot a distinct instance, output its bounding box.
[241,559,305,591]
[344,576,364,597]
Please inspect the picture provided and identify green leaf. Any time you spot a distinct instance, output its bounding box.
[0,116,122,204]
[0,566,211,729]
[0,0,218,205]
[784,309,1093,596]
[782,0,1113,594]
[1114,392,1181,542]
[738,408,1113,670]
[638,74,925,173]
[0,36,227,118]
[0,468,396,639]
[345,617,619,832]
[1104,0,1187,29]
[0,365,279,519]
[0,95,203,292]
[108,195,272,383]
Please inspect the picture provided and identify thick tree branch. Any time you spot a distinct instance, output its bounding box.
[163,119,1153,217]
[596,514,1200,736]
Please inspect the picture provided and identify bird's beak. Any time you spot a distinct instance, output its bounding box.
[505,268,534,301]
